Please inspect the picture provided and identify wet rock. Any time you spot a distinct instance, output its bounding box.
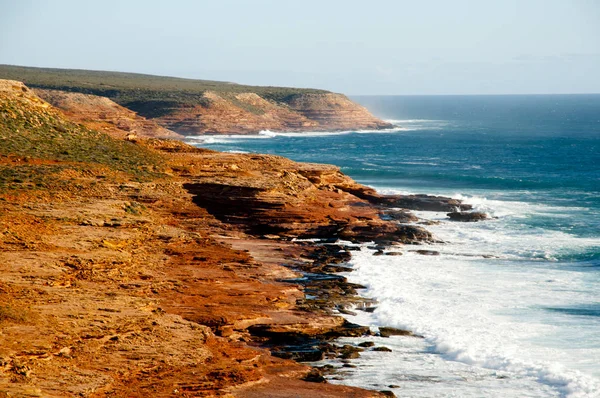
[379,391,397,397]
[272,348,324,362]
[379,327,413,337]
[384,194,472,212]
[358,306,377,313]
[336,306,357,316]
[418,220,441,226]
[303,368,326,383]
[395,225,435,243]
[385,251,403,256]
[339,345,363,360]
[380,209,418,223]
[410,250,440,256]
[327,321,371,338]
[373,346,392,352]
[447,211,488,222]
[358,341,375,348]
[373,250,384,256]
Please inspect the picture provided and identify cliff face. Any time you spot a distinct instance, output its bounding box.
[0,79,474,396]
[0,65,393,136]
[1,79,397,397]
[34,89,182,139]
[152,91,392,135]
[286,93,391,131]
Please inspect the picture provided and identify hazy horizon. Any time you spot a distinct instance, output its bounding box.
[1,0,599,96]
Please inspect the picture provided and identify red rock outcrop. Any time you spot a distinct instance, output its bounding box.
[34,89,182,139]
[0,81,398,397]
[153,91,392,135]
[286,93,391,131]
[2,80,473,397]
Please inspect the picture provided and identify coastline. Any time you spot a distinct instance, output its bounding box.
[0,80,482,396]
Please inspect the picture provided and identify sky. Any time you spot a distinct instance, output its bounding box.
[1,0,599,95]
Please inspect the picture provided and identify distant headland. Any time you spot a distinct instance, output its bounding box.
[0,64,392,136]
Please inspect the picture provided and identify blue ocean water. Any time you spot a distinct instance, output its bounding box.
[188,95,600,397]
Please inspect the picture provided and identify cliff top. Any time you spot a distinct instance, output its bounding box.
[0,64,329,105]
[0,65,391,135]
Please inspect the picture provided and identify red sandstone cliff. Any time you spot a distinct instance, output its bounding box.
[0,65,393,136]
[0,80,395,397]
[34,89,182,139]
[153,91,392,135]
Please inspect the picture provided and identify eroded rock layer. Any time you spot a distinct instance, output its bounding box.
[150,91,392,135]
[0,80,469,397]
[34,89,182,139]
[0,65,392,135]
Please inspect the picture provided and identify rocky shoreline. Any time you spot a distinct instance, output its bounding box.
[0,80,482,397]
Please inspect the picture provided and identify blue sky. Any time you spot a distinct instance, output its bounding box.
[1,0,599,95]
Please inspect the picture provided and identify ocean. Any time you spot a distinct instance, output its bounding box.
[186,94,600,397]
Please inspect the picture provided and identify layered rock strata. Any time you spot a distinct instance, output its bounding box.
[34,89,182,139]
[0,80,468,397]
[141,91,392,135]
[0,65,392,135]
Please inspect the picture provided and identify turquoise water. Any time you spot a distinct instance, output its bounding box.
[188,95,600,397]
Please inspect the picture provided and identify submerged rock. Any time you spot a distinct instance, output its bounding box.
[379,327,414,337]
[410,249,440,256]
[383,194,472,212]
[358,341,375,348]
[447,211,488,222]
[379,209,418,223]
[373,346,392,352]
[395,225,435,243]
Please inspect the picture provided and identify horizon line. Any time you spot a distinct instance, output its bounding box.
[2,63,599,98]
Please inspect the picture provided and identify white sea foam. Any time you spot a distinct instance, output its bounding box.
[183,134,272,144]
[344,249,600,396]
[183,126,420,145]
[325,190,600,397]
[257,127,412,137]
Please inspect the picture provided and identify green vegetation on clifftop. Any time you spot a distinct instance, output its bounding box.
[0,82,165,193]
[0,65,329,118]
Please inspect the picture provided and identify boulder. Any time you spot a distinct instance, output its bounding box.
[447,211,488,222]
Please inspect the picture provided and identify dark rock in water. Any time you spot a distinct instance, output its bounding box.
[339,344,364,359]
[379,326,413,337]
[447,211,488,222]
[380,209,419,223]
[385,251,403,256]
[483,254,499,259]
[388,385,400,388]
[384,194,472,212]
[410,249,440,256]
[373,346,392,352]
[396,225,435,243]
[419,220,441,226]
[379,391,397,397]
[272,348,324,362]
[358,341,375,348]
[303,368,326,383]
[373,250,385,256]
[342,363,357,368]
[327,320,371,338]
[336,306,357,316]
[340,351,360,359]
